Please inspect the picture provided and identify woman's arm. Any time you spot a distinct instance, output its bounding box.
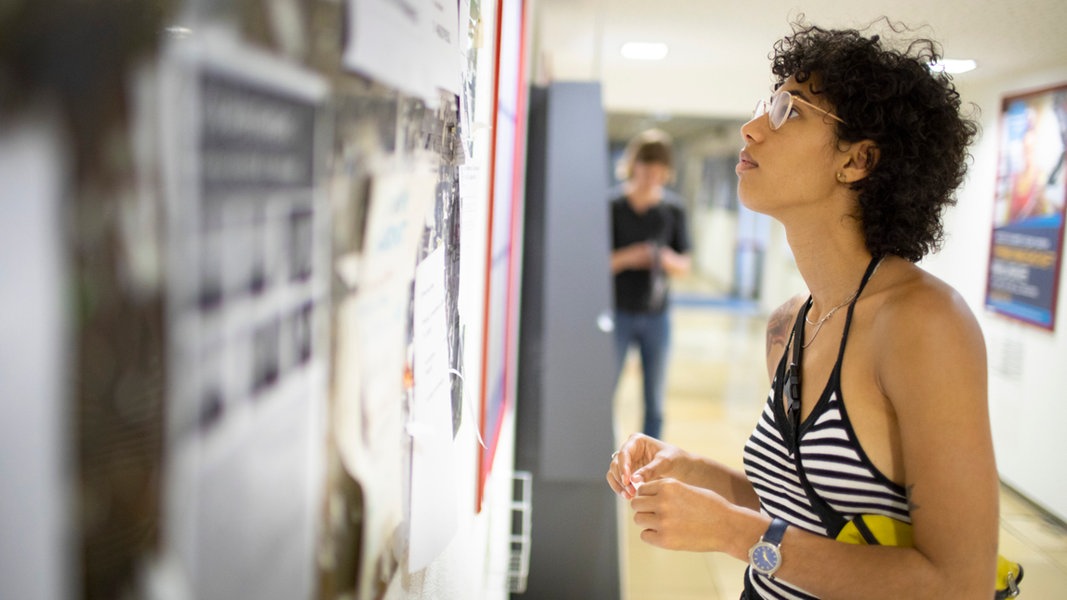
[629,280,999,598]
[738,288,997,598]
[865,281,998,596]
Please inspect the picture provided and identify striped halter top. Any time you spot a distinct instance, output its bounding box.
[741,270,910,599]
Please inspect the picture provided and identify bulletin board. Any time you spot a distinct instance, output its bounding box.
[0,0,528,597]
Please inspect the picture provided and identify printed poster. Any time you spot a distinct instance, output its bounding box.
[986,84,1067,330]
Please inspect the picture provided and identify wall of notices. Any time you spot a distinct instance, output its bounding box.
[0,1,526,599]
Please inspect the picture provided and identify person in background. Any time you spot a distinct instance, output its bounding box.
[610,129,692,439]
[607,20,1001,599]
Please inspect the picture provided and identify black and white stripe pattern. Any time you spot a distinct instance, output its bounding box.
[740,378,910,599]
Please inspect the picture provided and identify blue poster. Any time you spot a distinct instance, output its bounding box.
[986,85,1067,330]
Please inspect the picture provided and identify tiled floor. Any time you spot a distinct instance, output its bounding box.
[612,301,1067,599]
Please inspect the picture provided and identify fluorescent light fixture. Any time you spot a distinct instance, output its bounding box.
[165,26,194,39]
[621,42,669,61]
[929,59,977,74]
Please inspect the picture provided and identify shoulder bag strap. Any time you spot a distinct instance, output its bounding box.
[787,303,850,536]
[784,255,886,537]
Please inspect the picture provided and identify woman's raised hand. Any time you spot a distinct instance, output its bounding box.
[607,433,691,499]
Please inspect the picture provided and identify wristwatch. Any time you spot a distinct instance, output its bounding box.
[748,517,789,579]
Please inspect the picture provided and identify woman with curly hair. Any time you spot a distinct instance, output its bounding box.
[607,19,1002,599]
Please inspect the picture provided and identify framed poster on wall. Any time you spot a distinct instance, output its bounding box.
[477,0,528,510]
[986,83,1067,330]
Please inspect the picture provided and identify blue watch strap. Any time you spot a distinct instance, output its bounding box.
[763,517,789,545]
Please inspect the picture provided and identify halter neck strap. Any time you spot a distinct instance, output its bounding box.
[782,255,883,451]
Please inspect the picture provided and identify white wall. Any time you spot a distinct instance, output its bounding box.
[923,67,1067,522]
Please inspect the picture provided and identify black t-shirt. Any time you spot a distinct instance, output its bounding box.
[611,195,691,313]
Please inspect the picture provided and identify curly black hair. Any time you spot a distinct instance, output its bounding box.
[770,19,980,262]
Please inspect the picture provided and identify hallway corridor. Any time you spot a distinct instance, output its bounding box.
[612,300,1067,599]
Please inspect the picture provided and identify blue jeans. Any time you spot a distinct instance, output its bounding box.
[613,309,670,439]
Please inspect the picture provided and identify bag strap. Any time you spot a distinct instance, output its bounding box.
[780,256,884,538]
[772,302,849,536]
[795,466,846,536]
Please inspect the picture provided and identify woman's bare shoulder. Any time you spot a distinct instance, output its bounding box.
[872,263,987,400]
[875,265,981,339]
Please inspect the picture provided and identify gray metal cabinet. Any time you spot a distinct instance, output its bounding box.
[515,82,620,600]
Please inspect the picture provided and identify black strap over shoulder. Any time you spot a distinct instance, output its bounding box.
[776,255,883,536]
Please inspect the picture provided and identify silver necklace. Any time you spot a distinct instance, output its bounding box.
[803,258,883,348]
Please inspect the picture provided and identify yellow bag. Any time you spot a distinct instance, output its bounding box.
[837,514,1023,599]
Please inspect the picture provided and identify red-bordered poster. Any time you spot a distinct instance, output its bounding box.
[986,83,1067,330]
[477,0,528,510]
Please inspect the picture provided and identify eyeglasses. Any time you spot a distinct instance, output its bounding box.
[753,90,845,130]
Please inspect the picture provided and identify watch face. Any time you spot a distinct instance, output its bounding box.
[750,542,780,574]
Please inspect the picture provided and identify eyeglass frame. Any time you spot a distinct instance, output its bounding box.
[753,89,846,130]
